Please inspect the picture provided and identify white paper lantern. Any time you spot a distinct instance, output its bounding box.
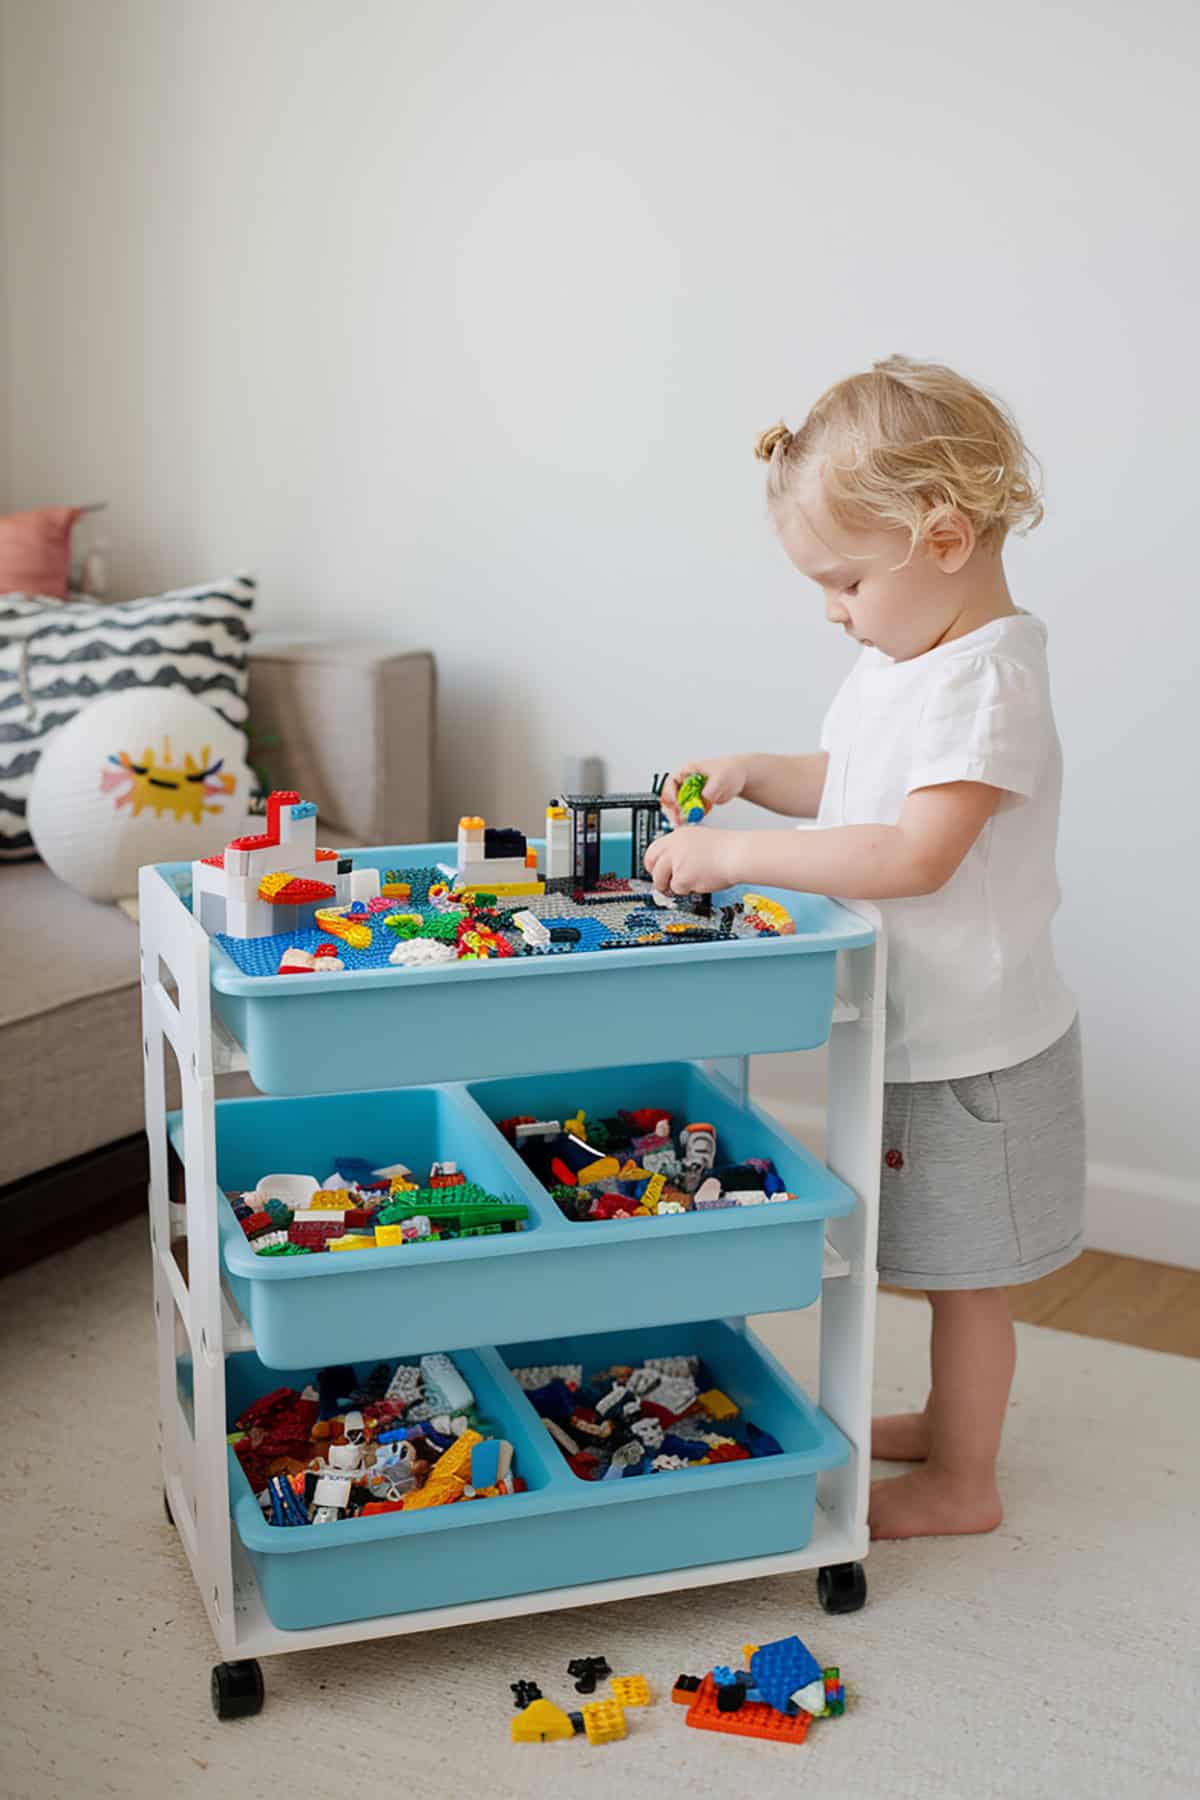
[27,688,253,901]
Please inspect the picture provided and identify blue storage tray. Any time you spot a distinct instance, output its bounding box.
[157,835,872,1095]
[228,1321,849,1631]
[173,1064,853,1368]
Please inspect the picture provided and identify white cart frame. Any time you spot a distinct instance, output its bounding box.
[140,862,884,1668]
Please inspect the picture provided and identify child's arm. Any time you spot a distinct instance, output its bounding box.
[645,780,1004,900]
[660,753,829,826]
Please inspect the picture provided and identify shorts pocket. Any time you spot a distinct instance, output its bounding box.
[878,1078,1020,1280]
[945,1072,1004,1129]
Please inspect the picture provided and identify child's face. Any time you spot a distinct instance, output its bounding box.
[775,464,966,662]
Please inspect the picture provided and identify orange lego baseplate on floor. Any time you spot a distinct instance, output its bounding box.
[683,1675,811,1745]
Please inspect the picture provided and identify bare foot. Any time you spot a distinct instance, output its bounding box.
[871,1411,932,1462]
[869,1466,1003,1540]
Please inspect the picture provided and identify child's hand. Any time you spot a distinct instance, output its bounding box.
[644,826,743,896]
[659,757,750,827]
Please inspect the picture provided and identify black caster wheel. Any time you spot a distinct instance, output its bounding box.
[163,1488,174,1527]
[817,1562,868,1614]
[211,1659,265,1720]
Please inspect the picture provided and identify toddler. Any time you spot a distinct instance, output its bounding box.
[648,355,1085,1541]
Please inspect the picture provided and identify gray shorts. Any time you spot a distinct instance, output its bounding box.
[878,1015,1086,1290]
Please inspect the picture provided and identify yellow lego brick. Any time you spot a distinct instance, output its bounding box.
[381,881,411,899]
[326,1233,377,1252]
[582,1700,626,1744]
[641,1172,666,1210]
[610,1675,651,1707]
[457,879,545,897]
[430,1428,482,1483]
[401,1474,465,1509]
[577,1156,620,1185]
[742,1643,760,1663]
[511,1699,575,1742]
[257,870,291,898]
[617,1159,643,1181]
[697,1387,739,1420]
[374,1224,404,1247]
[389,1177,419,1193]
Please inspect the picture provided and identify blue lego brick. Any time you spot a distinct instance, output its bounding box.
[749,1636,824,1714]
[535,916,621,952]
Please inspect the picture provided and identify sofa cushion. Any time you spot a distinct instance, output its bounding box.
[0,573,254,861]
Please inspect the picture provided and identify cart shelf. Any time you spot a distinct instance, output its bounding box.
[140,838,885,1703]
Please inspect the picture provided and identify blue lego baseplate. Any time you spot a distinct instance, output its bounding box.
[213,866,716,978]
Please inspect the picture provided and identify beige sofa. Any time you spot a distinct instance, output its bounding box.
[0,639,436,1265]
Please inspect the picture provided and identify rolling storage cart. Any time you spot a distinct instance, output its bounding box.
[140,838,885,1718]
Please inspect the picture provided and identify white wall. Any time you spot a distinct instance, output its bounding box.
[2,0,1198,1222]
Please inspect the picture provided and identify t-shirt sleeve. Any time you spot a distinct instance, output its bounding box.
[907,653,1046,800]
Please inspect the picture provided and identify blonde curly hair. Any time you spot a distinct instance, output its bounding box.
[756,356,1043,558]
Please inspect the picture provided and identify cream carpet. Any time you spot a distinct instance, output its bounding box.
[2,1219,1197,1800]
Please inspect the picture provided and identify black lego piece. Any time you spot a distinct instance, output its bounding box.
[511,1679,543,1709]
[567,1654,613,1694]
[485,826,526,859]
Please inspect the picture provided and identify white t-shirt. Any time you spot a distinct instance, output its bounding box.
[817,609,1078,1083]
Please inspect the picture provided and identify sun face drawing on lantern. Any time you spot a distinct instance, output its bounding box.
[100,739,238,825]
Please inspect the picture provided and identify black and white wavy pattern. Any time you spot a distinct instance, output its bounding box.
[0,575,254,860]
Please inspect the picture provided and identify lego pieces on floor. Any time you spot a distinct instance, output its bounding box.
[232,1354,518,1528]
[511,1350,780,1482]
[506,1642,847,1750]
[683,1675,812,1744]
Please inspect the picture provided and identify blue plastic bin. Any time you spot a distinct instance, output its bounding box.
[156,835,873,1095]
[227,1321,849,1631]
[173,1064,852,1368]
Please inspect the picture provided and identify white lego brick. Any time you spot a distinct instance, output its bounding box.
[224,846,250,875]
[350,867,381,902]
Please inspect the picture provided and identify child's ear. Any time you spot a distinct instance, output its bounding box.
[925,507,975,574]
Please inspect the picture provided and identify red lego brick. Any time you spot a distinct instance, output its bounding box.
[684,1676,811,1745]
[260,875,337,905]
[241,1210,274,1239]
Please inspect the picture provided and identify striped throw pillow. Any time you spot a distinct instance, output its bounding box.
[0,573,254,861]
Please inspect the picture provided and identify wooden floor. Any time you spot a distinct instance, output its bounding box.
[885,1249,1200,1358]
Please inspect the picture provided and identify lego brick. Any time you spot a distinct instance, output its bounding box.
[684,1676,810,1745]
[511,1699,575,1742]
[610,1675,651,1707]
[581,1700,625,1744]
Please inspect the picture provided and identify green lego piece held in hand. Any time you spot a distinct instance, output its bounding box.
[678,771,710,823]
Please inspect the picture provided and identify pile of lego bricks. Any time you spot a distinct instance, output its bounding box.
[510,1658,651,1746]
[673,1635,846,1743]
[508,1640,847,1749]
[230,1155,529,1257]
[510,1352,782,1481]
[214,867,795,979]
[233,1353,521,1528]
[499,1103,795,1223]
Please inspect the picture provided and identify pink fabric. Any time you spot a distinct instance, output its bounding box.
[0,506,84,599]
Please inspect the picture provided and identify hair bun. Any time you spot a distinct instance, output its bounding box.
[755,421,792,462]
